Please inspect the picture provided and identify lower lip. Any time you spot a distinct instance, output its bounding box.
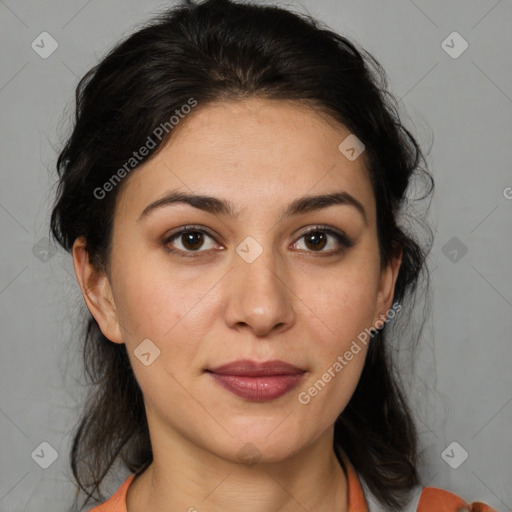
[207,372,305,401]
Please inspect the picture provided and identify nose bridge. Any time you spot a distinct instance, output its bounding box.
[225,234,295,334]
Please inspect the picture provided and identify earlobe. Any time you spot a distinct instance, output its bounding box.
[72,237,124,344]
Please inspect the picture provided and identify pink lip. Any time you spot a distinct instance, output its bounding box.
[206,359,307,401]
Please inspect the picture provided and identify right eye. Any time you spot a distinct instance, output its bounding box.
[163,226,220,258]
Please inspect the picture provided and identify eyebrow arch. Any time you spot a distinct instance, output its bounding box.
[138,190,367,225]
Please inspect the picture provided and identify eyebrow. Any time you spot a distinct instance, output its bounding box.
[138,190,367,225]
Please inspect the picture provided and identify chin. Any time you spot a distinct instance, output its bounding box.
[206,426,308,466]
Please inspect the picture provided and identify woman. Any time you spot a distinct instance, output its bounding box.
[50,0,497,510]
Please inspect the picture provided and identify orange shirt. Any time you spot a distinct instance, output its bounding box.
[89,450,498,512]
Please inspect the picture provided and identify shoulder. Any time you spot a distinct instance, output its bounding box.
[361,477,497,512]
[85,472,499,512]
[339,445,498,512]
[87,474,135,512]
[417,486,498,512]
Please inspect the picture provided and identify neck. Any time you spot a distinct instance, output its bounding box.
[126,427,348,512]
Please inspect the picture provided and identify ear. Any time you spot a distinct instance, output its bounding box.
[72,236,124,344]
[373,245,402,324]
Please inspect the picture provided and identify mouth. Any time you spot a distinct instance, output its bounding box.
[205,359,307,402]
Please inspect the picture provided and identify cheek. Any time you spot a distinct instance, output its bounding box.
[296,275,374,424]
[311,261,381,347]
[111,255,220,386]
[296,325,369,435]
[295,250,380,415]
[111,251,203,338]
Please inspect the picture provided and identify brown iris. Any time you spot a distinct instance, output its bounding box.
[181,231,205,251]
[304,232,327,251]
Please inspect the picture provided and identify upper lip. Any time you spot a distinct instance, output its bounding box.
[207,359,306,376]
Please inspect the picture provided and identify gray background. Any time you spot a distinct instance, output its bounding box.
[1,0,511,510]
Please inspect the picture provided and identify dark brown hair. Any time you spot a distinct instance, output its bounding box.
[50,0,434,510]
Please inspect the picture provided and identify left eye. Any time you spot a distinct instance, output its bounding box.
[293,227,352,254]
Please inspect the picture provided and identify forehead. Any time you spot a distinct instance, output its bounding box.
[115,97,375,224]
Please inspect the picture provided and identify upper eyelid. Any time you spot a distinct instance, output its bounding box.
[165,225,218,242]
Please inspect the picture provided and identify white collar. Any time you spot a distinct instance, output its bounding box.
[358,474,423,512]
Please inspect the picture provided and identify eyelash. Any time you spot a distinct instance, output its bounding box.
[162,224,354,259]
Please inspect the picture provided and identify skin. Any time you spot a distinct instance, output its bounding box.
[73,97,401,512]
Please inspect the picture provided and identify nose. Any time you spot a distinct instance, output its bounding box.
[223,243,296,337]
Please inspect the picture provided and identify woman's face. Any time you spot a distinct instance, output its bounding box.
[74,97,401,464]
